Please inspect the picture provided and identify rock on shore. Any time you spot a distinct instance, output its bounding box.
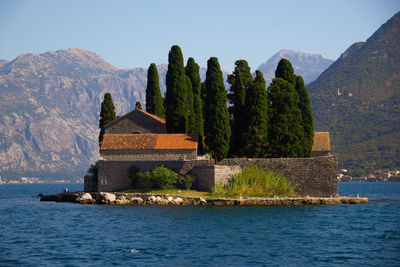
[39,192,368,206]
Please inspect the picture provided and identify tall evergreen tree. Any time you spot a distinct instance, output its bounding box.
[243,70,269,157]
[226,59,253,157]
[185,75,195,132]
[267,78,304,157]
[165,45,188,133]
[145,63,165,118]
[98,92,116,146]
[295,75,314,157]
[231,59,253,89]
[204,57,231,161]
[227,67,245,157]
[275,58,296,85]
[185,57,204,153]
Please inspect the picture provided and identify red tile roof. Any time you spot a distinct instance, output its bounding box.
[312,132,330,151]
[100,134,198,151]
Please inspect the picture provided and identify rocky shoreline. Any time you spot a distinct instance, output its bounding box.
[40,192,369,206]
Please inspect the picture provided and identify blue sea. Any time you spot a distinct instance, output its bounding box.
[0,182,399,266]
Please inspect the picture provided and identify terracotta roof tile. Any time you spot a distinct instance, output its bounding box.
[100,134,198,151]
[155,134,198,149]
[312,132,330,151]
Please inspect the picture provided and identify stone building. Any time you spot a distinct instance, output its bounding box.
[86,108,337,197]
[312,132,331,157]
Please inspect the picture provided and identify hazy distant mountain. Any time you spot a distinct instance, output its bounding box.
[257,49,333,84]
[308,11,400,172]
[0,48,229,179]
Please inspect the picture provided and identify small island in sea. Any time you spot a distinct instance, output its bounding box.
[41,46,368,206]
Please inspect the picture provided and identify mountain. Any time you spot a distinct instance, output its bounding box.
[0,48,229,180]
[257,49,333,84]
[308,12,400,174]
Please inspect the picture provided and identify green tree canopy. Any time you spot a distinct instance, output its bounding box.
[243,70,269,157]
[226,59,253,157]
[227,66,246,157]
[275,58,296,85]
[145,63,165,118]
[295,75,314,157]
[185,75,195,132]
[267,78,304,157]
[99,92,116,146]
[204,57,231,161]
[165,45,188,133]
[135,101,142,110]
[185,57,204,153]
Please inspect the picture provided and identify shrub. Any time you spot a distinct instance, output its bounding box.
[177,175,194,190]
[213,165,296,198]
[127,165,194,190]
[148,165,179,189]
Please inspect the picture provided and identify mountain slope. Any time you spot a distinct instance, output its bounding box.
[308,11,400,172]
[0,49,161,179]
[0,49,231,180]
[257,49,333,84]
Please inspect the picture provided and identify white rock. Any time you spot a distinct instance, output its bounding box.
[148,196,157,202]
[155,196,163,202]
[81,193,92,201]
[199,197,207,204]
[174,197,183,204]
[167,196,174,202]
[102,193,116,202]
[131,197,143,204]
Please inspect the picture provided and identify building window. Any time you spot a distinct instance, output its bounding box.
[100,177,108,185]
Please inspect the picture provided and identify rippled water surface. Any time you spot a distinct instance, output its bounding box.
[0,182,399,266]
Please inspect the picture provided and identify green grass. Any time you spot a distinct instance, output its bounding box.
[211,165,297,198]
[121,188,212,198]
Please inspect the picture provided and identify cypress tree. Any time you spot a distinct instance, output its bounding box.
[135,101,142,110]
[267,78,303,157]
[185,57,204,153]
[227,59,253,157]
[185,75,195,132]
[165,45,188,133]
[243,70,269,157]
[275,58,296,85]
[204,57,231,161]
[145,63,165,118]
[296,75,314,157]
[227,67,245,157]
[231,59,253,89]
[98,92,116,146]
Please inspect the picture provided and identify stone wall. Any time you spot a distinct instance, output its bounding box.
[191,165,241,192]
[218,156,338,197]
[98,159,214,192]
[101,149,198,161]
[84,175,97,192]
[98,156,337,197]
[105,110,166,134]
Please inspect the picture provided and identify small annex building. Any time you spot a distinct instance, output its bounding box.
[86,107,337,197]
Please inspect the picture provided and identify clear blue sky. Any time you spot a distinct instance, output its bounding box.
[0,0,399,71]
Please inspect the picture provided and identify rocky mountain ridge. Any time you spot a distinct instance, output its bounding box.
[0,49,230,179]
[257,49,333,84]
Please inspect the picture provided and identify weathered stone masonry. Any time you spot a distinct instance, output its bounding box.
[98,155,338,197]
[216,156,338,197]
[98,159,214,192]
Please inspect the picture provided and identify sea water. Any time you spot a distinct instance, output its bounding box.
[0,182,399,266]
